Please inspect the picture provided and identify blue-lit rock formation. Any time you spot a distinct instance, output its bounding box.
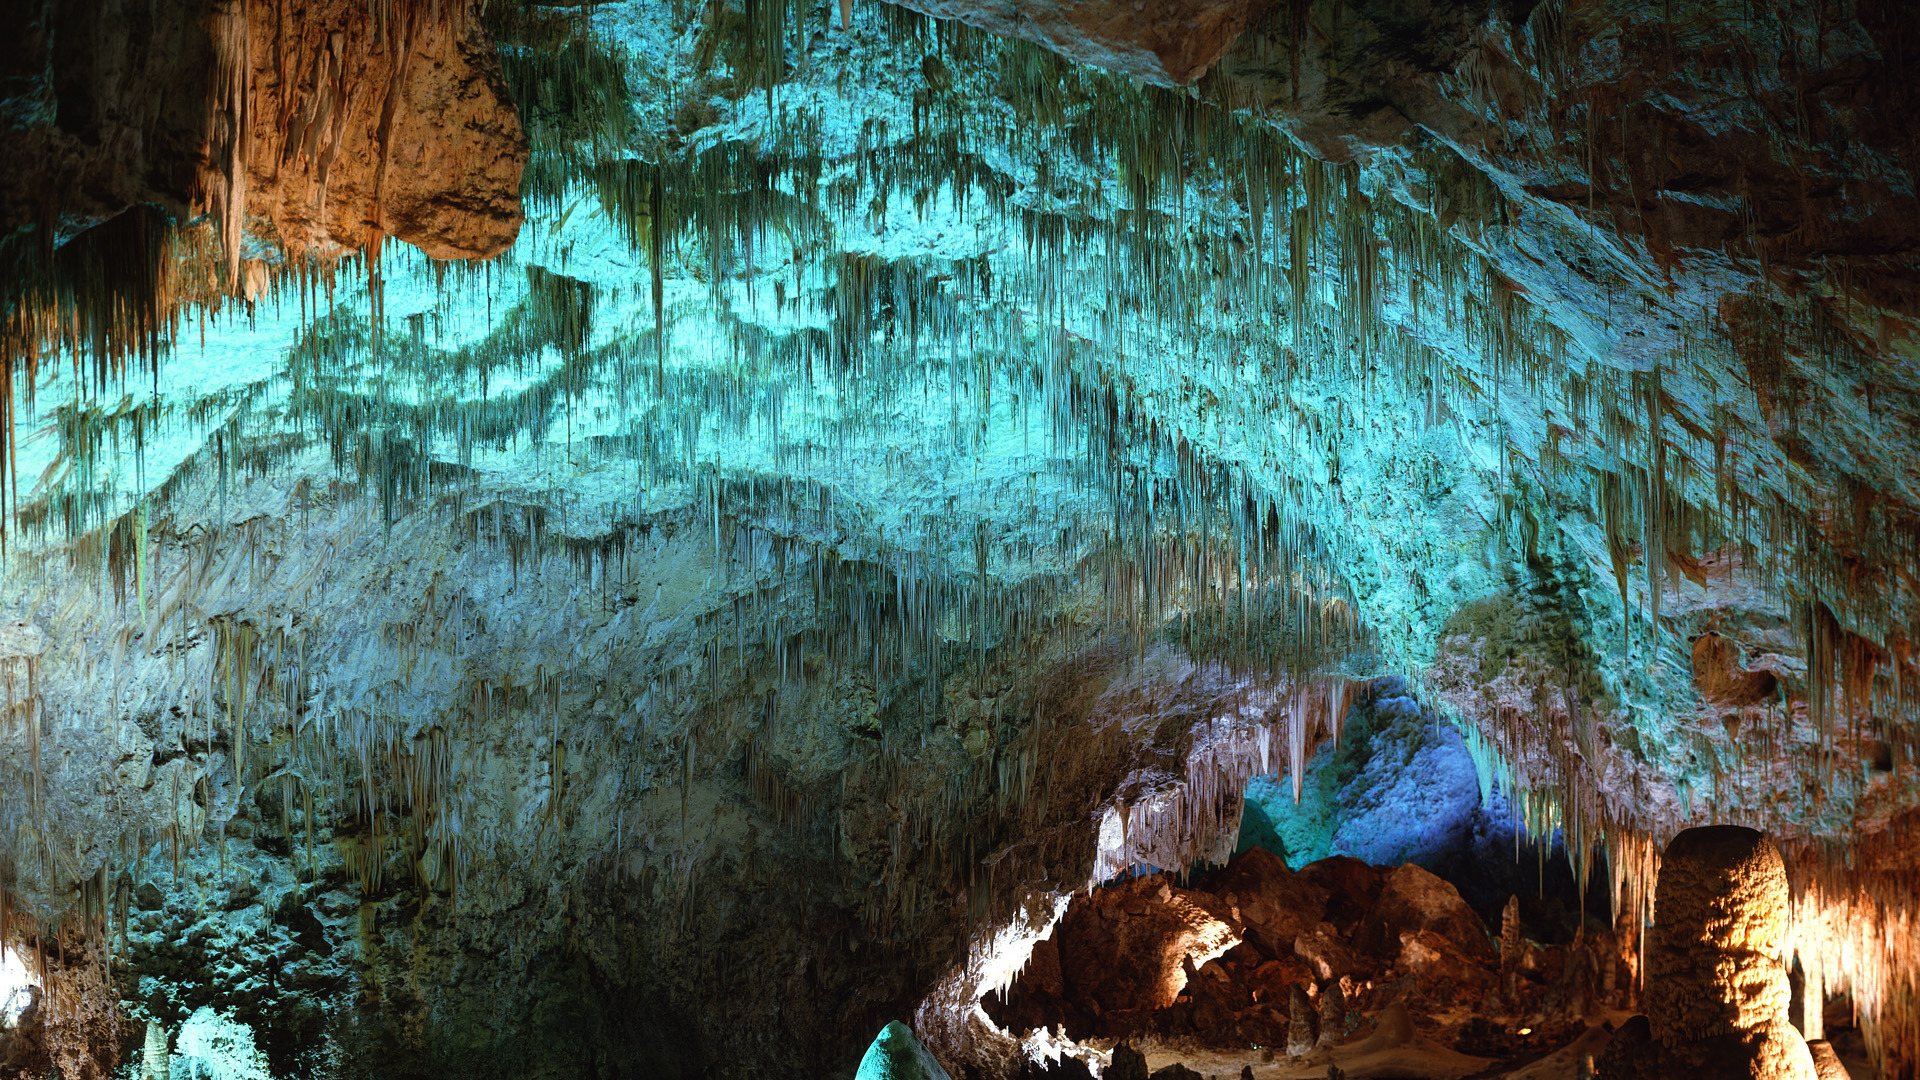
[0,0,1916,1077]
[1237,679,1490,872]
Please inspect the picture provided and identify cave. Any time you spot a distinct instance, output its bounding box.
[0,0,1917,1078]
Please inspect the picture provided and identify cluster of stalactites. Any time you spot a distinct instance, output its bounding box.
[1781,837,1920,1079]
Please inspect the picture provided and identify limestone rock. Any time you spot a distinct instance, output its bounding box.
[1296,857,1384,927]
[1106,1043,1150,1080]
[855,1021,952,1080]
[1052,876,1241,1015]
[1805,1041,1851,1080]
[1367,1000,1415,1048]
[1358,864,1493,963]
[239,0,526,260]
[1316,979,1345,1047]
[1595,1015,1659,1080]
[1200,845,1328,960]
[1293,922,1360,983]
[1691,635,1779,708]
[1599,827,1818,1080]
[141,1021,169,1080]
[0,0,524,262]
[1286,983,1319,1057]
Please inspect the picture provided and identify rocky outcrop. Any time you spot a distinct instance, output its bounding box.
[237,0,526,260]
[1203,846,1327,959]
[1358,864,1495,963]
[1106,1044,1150,1080]
[1599,826,1817,1080]
[986,847,1619,1059]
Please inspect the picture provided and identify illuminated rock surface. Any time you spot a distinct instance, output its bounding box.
[0,0,1917,1077]
[1599,825,1818,1080]
[857,1020,954,1080]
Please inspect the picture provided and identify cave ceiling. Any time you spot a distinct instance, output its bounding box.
[1,0,1918,1076]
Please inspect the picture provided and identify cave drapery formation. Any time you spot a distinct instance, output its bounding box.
[1,0,1918,1076]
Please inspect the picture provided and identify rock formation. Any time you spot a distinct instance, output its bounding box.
[2,0,525,261]
[1316,978,1345,1048]
[1806,1040,1852,1080]
[1,0,1919,1077]
[1598,826,1817,1080]
[140,1021,169,1080]
[855,1021,954,1080]
[1106,1044,1150,1080]
[1285,982,1319,1057]
[882,0,1278,86]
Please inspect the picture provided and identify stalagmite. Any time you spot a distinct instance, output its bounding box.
[1598,827,1816,1080]
[855,1021,952,1080]
[1285,983,1318,1057]
[1805,1042,1851,1080]
[140,1021,169,1080]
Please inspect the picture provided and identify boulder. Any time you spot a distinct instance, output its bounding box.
[1294,922,1362,982]
[1107,1044,1150,1080]
[1199,845,1329,959]
[1297,910,1359,980]
[1395,928,1497,1000]
[1297,857,1385,927]
[1358,864,1494,962]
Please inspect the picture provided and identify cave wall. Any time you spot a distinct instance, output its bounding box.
[2,0,1920,1077]
[0,0,525,259]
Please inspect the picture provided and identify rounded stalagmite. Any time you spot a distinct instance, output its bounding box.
[1599,826,1817,1080]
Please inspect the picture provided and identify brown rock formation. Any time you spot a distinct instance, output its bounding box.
[1806,1040,1852,1080]
[1316,978,1345,1048]
[238,0,526,260]
[1201,845,1328,959]
[1358,863,1496,963]
[2,0,524,264]
[999,874,1240,1037]
[1691,634,1779,708]
[1285,983,1319,1057]
[1107,1043,1150,1080]
[1600,826,1818,1080]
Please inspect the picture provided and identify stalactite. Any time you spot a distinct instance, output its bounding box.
[0,6,1916,1071]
